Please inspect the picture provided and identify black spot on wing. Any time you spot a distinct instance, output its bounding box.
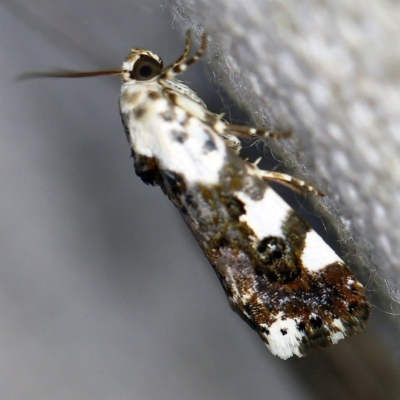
[170,129,188,143]
[310,315,323,329]
[255,236,301,283]
[259,325,270,335]
[253,210,311,283]
[204,138,217,152]
[297,321,306,332]
[132,153,159,185]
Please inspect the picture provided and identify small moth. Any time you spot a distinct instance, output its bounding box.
[29,31,370,359]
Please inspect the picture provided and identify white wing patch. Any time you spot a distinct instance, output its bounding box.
[261,314,305,360]
[301,230,343,272]
[122,84,227,185]
[236,188,291,239]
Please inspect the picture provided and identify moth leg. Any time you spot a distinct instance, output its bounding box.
[219,123,290,154]
[159,31,207,80]
[219,132,242,154]
[226,124,291,140]
[164,30,192,71]
[255,169,323,196]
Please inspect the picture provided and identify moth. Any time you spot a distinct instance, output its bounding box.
[27,31,370,359]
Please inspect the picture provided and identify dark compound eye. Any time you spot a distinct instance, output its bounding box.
[130,55,163,81]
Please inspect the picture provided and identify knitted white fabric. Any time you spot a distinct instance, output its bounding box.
[172,0,400,303]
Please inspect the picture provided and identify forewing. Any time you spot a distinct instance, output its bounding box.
[120,78,370,360]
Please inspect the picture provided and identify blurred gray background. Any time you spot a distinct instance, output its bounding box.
[1,1,400,399]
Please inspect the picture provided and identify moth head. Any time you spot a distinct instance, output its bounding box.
[18,30,203,85]
[122,49,164,83]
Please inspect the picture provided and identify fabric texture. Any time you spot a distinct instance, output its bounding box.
[172,0,400,304]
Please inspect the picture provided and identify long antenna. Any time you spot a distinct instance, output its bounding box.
[18,70,122,81]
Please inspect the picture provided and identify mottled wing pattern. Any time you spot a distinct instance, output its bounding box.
[120,74,370,360]
[162,154,370,360]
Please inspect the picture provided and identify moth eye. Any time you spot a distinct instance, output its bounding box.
[131,55,163,81]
